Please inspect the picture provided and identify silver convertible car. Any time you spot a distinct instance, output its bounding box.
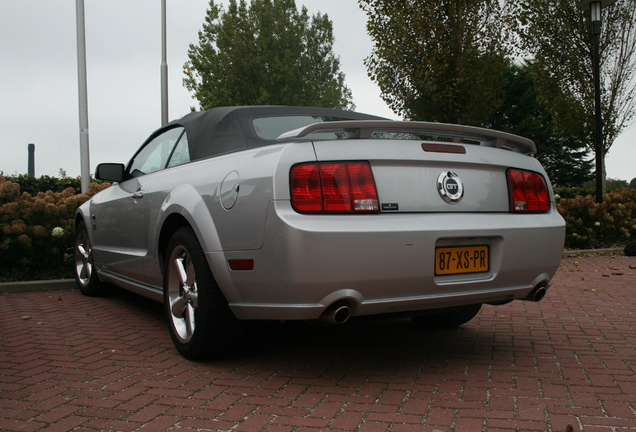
[74,106,565,359]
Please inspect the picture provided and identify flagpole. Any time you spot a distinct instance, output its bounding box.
[76,0,90,193]
[161,0,169,126]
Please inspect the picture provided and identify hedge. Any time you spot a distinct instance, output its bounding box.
[4,174,84,195]
[556,188,636,250]
[0,175,110,282]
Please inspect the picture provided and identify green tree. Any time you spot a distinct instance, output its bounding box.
[606,178,629,192]
[513,0,636,181]
[360,0,510,124]
[488,61,593,187]
[184,0,353,110]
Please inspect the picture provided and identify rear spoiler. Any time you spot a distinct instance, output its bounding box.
[277,120,536,155]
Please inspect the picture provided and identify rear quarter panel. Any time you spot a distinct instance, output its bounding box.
[141,141,318,292]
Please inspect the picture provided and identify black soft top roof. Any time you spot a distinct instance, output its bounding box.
[165,106,387,161]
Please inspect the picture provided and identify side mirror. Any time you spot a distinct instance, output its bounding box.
[95,163,125,182]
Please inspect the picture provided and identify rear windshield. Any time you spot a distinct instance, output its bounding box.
[252,115,352,140]
[252,115,481,144]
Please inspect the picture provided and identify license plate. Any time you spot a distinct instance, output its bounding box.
[435,245,489,276]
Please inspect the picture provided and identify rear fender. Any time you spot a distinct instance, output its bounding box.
[153,184,240,303]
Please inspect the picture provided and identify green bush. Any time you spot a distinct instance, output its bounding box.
[557,189,636,249]
[4,174,84,195]
[0,175,110,282]
[553,186,594,199]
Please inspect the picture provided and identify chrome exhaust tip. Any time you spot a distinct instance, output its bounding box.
[524,283,550,302]
[530,287,547,302]
[318,304,352,324]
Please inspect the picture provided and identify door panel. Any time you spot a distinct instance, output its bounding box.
[90,126,187,282]
[91,176,153,281]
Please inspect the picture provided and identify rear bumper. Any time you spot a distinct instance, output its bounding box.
[214,202,565,320]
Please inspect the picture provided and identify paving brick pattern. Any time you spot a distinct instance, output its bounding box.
[1,254,635,432]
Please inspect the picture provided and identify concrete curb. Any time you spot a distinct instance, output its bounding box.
[562,247,625,257]
[0,278,76,294]
[0,248,629,294]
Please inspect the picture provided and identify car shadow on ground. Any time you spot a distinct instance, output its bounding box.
[102,284,509,370]
[242,317,498,367]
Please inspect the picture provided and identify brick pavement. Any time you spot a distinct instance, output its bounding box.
[1,254,635,432]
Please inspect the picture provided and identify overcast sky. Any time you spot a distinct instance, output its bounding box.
[1,0,634,182]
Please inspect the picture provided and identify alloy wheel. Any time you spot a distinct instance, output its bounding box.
[166,245,199,342]
[75,230,93,288]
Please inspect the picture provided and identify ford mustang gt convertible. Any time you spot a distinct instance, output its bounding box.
[74,105,565,359]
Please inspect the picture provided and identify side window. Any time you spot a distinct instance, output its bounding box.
[167,132,190,168]
[128,127,185,177]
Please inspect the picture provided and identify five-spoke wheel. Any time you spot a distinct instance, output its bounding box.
[74,221,106,296]
[166,244,200,343]
[163,227,239,359]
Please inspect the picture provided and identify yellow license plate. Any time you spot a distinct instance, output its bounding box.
[435,246,489,276]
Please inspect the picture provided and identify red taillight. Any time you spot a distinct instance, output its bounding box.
[507,169,551,213]
[290,164,323,212]
[291,162,379,213]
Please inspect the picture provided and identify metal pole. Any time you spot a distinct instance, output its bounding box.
[592,25,603,203]
[28,144,35,177]
[161,0,169,126]
[76,0,91,193]
[577,0,617,203]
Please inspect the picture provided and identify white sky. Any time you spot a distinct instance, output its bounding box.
[1,0,634,182]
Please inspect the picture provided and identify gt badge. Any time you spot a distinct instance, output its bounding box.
[437,171,464,204]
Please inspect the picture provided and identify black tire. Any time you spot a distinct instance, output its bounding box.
[163,226,241,360]
[411,303,482,328]
[74,220,108,296]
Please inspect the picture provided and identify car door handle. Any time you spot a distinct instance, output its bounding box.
[132,190,144,199]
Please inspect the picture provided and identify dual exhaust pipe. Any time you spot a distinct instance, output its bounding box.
[318,303,352,325]
[318,282,549,325]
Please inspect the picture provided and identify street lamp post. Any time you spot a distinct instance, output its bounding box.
[576,0,617,204]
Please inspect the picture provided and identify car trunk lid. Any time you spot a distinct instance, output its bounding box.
[280,121,544,214]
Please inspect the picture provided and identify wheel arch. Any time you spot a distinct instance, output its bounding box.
[75,213,85,230]
[74,201,91,227]
[74,203,93,243]
[157,213,191,277]
[154,186,239,303]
